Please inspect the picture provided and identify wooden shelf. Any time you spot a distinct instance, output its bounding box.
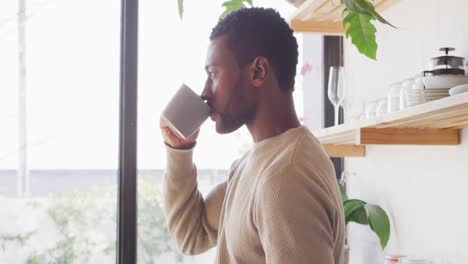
[316,92,468,157]
[288,0,398,34]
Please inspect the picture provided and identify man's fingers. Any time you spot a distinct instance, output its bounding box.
[160,116,169,127]
[162,127,184,141]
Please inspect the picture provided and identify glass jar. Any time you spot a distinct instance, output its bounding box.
[412,75,425,90]
[406,75,425,106]
[376,97,388,116]
[346,99,364,124]
[364,99,378,119]
[387,82,401,113]
[400,78,414,109]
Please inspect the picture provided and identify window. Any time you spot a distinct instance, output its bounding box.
[1,1,304,263]
[0,0,120,262]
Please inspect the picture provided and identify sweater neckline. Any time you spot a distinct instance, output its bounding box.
[252,125,306,151]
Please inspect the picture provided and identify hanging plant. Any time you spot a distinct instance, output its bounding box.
[177,0,395,60]
[177,0,253,19]
[341,0,396,59]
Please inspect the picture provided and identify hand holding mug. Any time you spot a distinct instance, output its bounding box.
[160,84,211,149]
[160,118,199,149]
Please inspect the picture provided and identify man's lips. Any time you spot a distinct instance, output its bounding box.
[206,102,216,121]
[210,110,217,121]
[205,101,213,110]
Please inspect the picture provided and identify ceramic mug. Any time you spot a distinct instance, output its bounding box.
[161,84,211,139]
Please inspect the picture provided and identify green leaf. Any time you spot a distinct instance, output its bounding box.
[177,0,184,19]
[338,182,348,202]
[220,0,252,18]
[342,7,349,17]
[352,0,396,28]
[343,0,360,13]
[343,199,366,224]
[372,11,395,28]
[347,205,369,225]
[343,11,377,60]
[346,0,396,28]
[365,204,390,249]
[221,0,243,8]
[221,0,243,18]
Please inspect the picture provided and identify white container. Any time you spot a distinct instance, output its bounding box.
[449,83,468,96]
[422,74,468,89]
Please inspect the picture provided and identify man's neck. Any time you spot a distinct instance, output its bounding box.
[246,95,301,143]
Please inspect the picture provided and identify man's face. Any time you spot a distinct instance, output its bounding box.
[202,36,256,134]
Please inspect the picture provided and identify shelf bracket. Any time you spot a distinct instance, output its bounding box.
[360,128,460,145]
[323,144,366,157]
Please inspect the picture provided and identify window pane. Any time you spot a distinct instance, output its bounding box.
[137,1,301,263]
[0,1,120,263]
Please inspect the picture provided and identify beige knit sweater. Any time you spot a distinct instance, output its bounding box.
[163,125,345,264]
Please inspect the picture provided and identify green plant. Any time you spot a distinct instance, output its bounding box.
[0,177,186,263]
[341,0,395,60]
[339,182,390,249]
[0,232,35,251]
[177,0,253,20]
[177,0,395,60]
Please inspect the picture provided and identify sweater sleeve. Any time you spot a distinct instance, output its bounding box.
[163,144,226,255]
[255,165,338,264]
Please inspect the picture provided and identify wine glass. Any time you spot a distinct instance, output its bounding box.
[328,66,345,126]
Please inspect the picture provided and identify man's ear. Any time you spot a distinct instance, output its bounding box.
[249,57,269,86]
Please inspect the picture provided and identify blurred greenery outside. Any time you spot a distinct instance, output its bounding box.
[0,177,216,264]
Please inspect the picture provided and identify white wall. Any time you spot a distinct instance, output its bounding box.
[302,34,324,130]
[342,0,468,263]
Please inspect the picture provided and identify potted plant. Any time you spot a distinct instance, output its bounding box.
[177,0,396,60]
[338,180,391,264]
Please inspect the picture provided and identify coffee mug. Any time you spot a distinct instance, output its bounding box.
[161,84,211,139]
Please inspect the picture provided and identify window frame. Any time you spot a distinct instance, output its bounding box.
[117,0,138,263]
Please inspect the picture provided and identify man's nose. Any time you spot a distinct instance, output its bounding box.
[201,81,211,101]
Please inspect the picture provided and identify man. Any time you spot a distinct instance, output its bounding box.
[160,7,345,264]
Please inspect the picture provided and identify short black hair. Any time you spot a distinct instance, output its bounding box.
[210,7,298,93]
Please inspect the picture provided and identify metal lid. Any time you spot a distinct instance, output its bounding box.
[430,47,465,69]
[431,68,465,75]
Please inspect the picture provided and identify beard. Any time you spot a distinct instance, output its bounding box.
[215,78,254,134]
[215,108,245,134]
